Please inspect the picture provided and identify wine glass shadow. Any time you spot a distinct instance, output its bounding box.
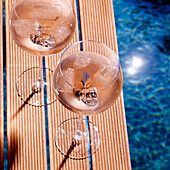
[13,85,56,119]
[8,130,20,169]
[58,141,88,170]
[13,89,37,118]
[58,141,80,170]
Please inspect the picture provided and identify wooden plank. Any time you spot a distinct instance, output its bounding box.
[6,0,47,169]
[46,0,90,169]
[79,0,132,169]
[0,0,4,168]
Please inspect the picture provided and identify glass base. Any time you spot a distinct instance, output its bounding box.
[16,67,57,107]
[55,118,100,159]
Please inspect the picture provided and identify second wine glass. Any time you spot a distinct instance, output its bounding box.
[9,0,76,106]
[53,40,123,159]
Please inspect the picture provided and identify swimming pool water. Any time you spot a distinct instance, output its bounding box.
[113,0,170,169]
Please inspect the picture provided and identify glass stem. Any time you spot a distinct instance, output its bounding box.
[77,115,83,132]
[32,56,43,93]
[38,56,42,81]
[74,115,83,145]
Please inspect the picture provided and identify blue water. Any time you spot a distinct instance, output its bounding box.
[113,0,170,169]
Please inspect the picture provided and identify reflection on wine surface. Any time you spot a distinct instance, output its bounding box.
[9,0,76,55]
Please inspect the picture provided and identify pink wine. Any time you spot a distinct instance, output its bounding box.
[53,51,123,115]
[9,0,76,55]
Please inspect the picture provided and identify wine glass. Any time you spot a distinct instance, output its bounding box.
[9,0,76,106]
[53,40,123,159]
